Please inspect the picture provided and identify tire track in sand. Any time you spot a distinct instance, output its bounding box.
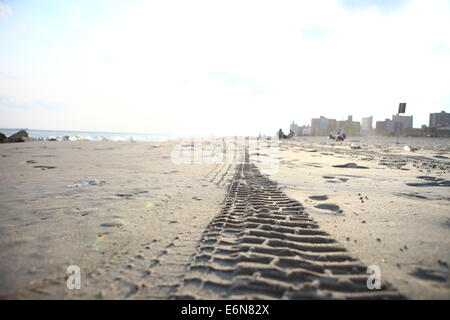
[173,151,404,300]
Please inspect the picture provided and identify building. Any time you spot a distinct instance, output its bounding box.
[375,115,413,136]
[290,121,299,136]
[361,116,373,135]
[375,118,396,136]
[337,115,361,136]
[301,126,311,136]
[375,119,390,136]
[311,116,337,136]
[405,128,427,137]
[289,121,311,136]
[392,114,413,133]
[429,111,450,128]
[437,127,450,137]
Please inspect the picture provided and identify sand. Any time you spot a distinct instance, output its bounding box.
[0,137,449,299]
[0,140,232,299]
[261,136,450,299]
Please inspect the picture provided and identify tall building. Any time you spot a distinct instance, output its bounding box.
[429,111,450,127]
[361,116,373,135]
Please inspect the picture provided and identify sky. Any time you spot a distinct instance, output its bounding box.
[0,0,450,136]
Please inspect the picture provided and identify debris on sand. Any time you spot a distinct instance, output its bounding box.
[350,144,362,149]
[403,145,418,152]
[67,180,98,188]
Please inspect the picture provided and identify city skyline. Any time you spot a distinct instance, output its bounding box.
[288,109,450,138]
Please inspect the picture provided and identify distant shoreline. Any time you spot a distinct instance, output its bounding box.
[0,128,190,142]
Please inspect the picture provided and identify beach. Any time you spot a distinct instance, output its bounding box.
[0,137,449,299]
[263,136,450,299]
[0,140,231,299]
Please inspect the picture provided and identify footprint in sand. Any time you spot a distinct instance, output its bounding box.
[407,176,450,187]
[116,193,134,199]
[395,192,429,200]
[333,163,369,169]
[100,220,125,227]
[33,166,56,170]
[115,190,149,199]
[32,154,56,158]
[314,203,343,214]
[308,195,328,201]
[322,176,340,183]
[411,268,447,282]
[417,176,444,181]
[302,162,323,168]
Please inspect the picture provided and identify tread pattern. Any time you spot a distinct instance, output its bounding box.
[173,156,404,299]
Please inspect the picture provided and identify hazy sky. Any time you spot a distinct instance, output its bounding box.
[1,0,449,135]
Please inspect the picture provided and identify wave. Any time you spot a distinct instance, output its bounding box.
[36,135,169,142]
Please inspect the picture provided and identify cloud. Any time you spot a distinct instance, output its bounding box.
[0,95,28,109]
[0,2,12,20]
[340,0,411,14]
[301,25,331,39]
[67,5,81,29]
[432,43,450,51]
[33,99,64,110]
[208,70,268,94]
[0,95,64,110]
[0,70,19,81]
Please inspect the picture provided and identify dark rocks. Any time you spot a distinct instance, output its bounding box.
[7,129,28,143]
[0,130,29,143]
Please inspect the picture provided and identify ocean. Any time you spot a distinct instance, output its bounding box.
[0,128,183,142]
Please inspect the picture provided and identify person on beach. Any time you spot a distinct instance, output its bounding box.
[278,129,288,139]
[287,130,295,139]
[336,130,346,141]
